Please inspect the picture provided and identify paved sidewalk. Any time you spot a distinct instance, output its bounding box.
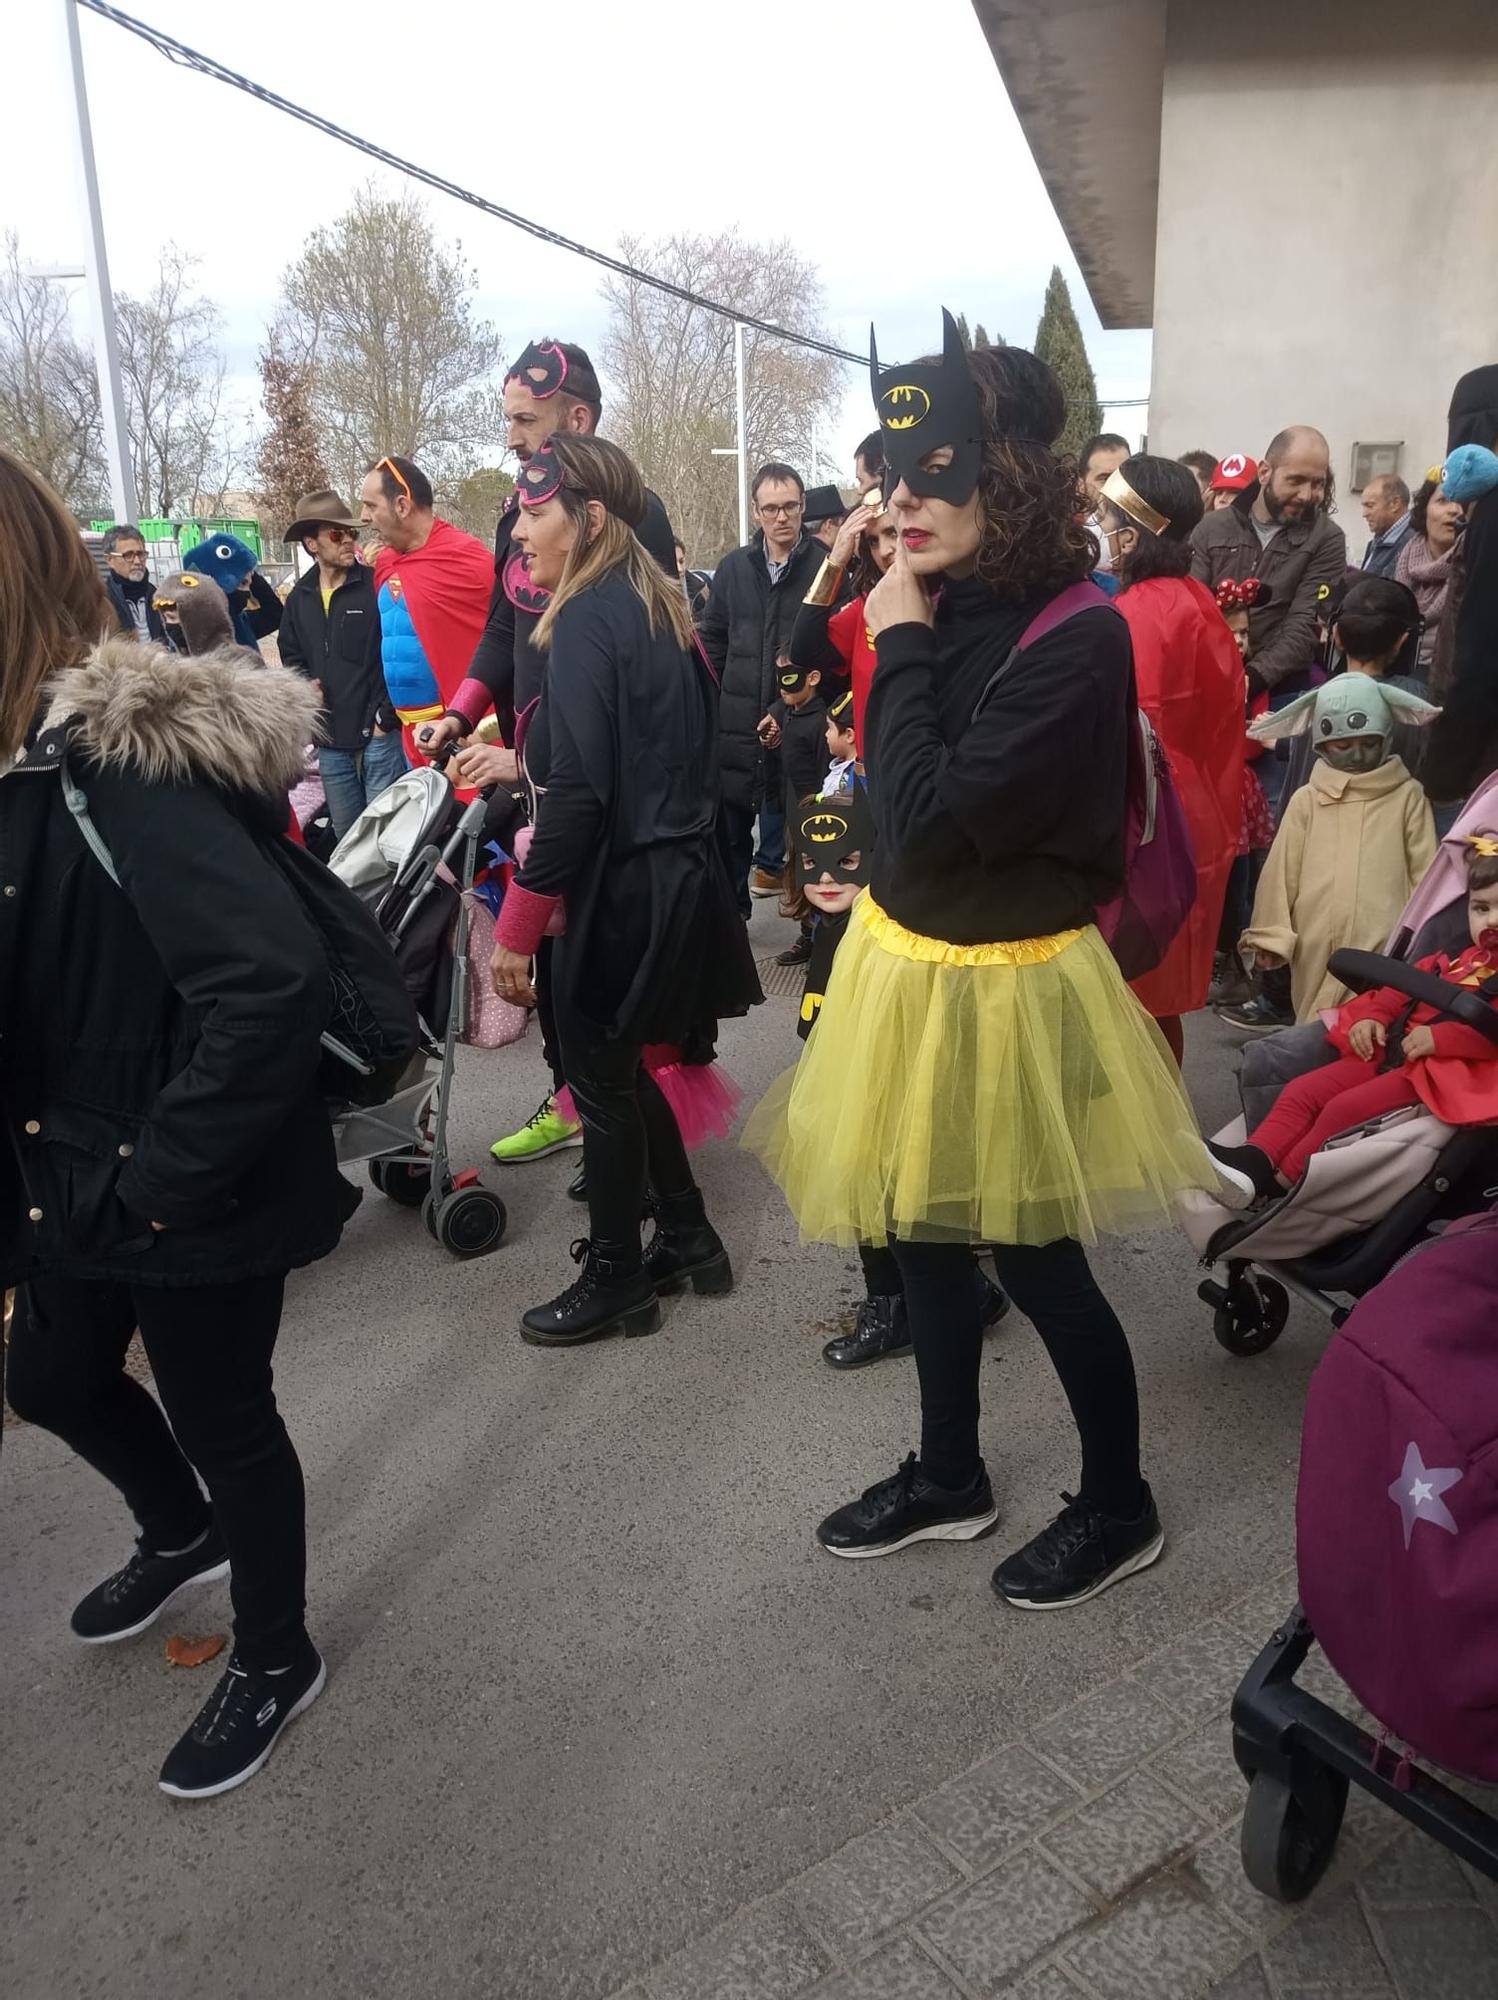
[605,1570,1498,2000]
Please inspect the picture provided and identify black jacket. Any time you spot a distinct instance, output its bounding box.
[516,574,760,1044]
[700,533,825,813]
[105,569,167,644]
[1188,490,1347,692]
[0,636,357,1289]
[770,691,830,818]
[865,577,1134,947]
[1425,492,1498,801]
[277,559,394,750]
[463,486,680,740]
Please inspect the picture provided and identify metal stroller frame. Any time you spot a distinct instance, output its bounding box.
[331,752,511,1259]
[1197,947,1498,1355]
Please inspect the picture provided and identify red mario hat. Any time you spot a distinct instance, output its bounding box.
[1211,452,1258,492]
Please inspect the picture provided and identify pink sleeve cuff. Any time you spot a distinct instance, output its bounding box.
[496,881,561,957]
[448,678,494,730]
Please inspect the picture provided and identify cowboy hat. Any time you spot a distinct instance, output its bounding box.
[283,490,359,543]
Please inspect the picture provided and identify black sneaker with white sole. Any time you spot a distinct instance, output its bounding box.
[991,1485,1164,1610]
[816,1453,999,1558]
[158,1645,326,1799]
[70,1526,229,1644]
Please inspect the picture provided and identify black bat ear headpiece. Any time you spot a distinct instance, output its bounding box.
[506,339,570,400]
[868,307,984,505]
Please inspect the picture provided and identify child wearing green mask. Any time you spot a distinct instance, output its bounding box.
[1239,673,1442,1020]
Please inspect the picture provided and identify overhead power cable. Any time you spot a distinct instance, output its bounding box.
[75,0,1150,408]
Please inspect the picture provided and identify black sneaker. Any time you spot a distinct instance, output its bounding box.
[992,1486,1164,1611]
[817,1453,999,1559]
[775,932,814,968]
[158,1645,326,1799]
[1216,994,1295,1033]
[70,1526,229,1644]
[1208,952,1252,1008]
[520,1239,661,1346]
[822,1295,909,1369]
[981,1276,1011,1335]
[1206,1139,1280,1207]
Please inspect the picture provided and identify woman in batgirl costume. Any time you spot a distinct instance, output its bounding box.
[746,316,1216,1608]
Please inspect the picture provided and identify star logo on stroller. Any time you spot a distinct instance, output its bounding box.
[1388,1441,1462,1549]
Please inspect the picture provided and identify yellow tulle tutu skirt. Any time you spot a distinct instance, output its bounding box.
[743,894,1215,1248]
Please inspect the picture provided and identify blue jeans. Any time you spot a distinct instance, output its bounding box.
[754,802,786,876]
[320,733,409,839]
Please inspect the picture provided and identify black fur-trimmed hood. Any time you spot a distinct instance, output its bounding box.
[40,634,315,795]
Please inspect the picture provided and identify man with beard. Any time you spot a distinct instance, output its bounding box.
[1190,426,1347,696]
[101,525,166,643]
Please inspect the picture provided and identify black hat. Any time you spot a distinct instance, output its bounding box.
[802,483,850,525]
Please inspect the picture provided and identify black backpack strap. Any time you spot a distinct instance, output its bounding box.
[59,754,122,887]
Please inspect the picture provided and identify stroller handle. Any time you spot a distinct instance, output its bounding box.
[1327,949,1498,1045]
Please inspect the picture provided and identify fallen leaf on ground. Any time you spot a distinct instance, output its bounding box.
[164,1633,227,1668]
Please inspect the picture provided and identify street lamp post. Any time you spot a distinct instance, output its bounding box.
[58,0,137,524]
[734,321,748,548]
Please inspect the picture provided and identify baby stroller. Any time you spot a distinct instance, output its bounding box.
[327,754,519,1259]
[1178,776,1498,1354]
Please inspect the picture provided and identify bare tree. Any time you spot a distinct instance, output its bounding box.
[0,232,106,513]
[601,230,844,562]
[275,186,504,497]
[116,248,234,515]
[254,332,330,545]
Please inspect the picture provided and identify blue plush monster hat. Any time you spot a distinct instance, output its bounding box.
[182,534,260,646]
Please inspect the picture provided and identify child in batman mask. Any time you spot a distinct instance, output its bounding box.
[1240,673,1442,1019]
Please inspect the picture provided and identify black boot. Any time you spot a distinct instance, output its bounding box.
[822,1295,910,1369]
[520,1239,661,1347]
[643,1189,732,1297]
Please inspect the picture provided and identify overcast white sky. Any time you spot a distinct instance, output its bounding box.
[4,0,1153,481]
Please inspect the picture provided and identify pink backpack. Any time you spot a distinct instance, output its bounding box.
[991,582,1197,980]
[1298,1211,1498,1780]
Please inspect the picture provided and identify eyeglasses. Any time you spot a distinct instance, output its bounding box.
[756,500,803,519]
[321,525,358,543]
[377,456,413,505]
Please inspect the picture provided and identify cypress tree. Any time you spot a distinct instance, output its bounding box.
[1033,266,1102,462]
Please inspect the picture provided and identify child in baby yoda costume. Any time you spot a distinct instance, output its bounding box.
[1239,673,1440,1021]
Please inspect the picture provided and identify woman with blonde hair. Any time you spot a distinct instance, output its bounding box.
[491,436,760,1346]
[0,447,351,1798]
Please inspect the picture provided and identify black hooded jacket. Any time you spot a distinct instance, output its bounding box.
[699,532,825,813]
[105,568,166,644]
[0,636,356,1289]
[1425,367,1498,800]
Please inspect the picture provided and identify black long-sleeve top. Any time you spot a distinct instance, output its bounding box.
[863,576,1134,947]
[1424,493,1498,801]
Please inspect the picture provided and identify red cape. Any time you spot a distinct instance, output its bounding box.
[1119,576,1245,1017]
[373,518,495,705]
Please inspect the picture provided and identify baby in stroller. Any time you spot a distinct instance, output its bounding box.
[1210,836,1498,1206]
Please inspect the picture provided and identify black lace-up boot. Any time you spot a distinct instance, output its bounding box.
[642,1188,732,1298]
[520,1238,661,1346]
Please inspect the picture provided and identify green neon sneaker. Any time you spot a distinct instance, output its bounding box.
[489,1095,583,1164]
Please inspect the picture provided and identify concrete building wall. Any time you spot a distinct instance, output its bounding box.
[1147,0,1498,557]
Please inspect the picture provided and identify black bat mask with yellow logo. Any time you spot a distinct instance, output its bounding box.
[869,307,983,506]
[798,786,875,888]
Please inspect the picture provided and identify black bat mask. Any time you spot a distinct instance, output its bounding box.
[505,340,570,401]
[798,786,875,888]
[516,443,566,508]
[869,308,983,505]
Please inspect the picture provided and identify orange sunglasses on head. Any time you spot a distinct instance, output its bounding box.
[377,455,413,504]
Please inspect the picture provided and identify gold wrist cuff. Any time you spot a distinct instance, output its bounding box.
[804,558,846,608]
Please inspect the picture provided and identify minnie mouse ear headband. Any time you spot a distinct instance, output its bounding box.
[1210,452,1258,492]
[505,340,570,400]
[1099,466,1169,536]
[1215,577,1274,613]
[869,308,984,504]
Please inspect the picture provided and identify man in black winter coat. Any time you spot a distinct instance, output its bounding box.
[277,489,402,837]
[700,462,825,915]
[101,524,166,643]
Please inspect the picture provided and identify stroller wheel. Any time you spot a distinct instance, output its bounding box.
[1240,1765,1348,1903]
[1213,1275,1290,1357]
[369,1158,433,1209]
[424,1185,508,1259]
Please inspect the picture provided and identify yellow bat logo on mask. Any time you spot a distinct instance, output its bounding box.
[879,384,931,430]
[803,812,849,844]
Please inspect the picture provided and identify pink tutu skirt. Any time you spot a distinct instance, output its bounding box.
[557,1053,743,1151]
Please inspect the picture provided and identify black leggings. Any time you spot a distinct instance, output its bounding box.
[6,1271,306,1668]
[893,1237,1144,1516]
[556,1005,697,1259]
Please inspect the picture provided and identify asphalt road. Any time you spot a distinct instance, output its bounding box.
[0,905,1324,2000]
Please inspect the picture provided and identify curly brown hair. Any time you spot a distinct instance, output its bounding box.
[963,346,1098,599]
